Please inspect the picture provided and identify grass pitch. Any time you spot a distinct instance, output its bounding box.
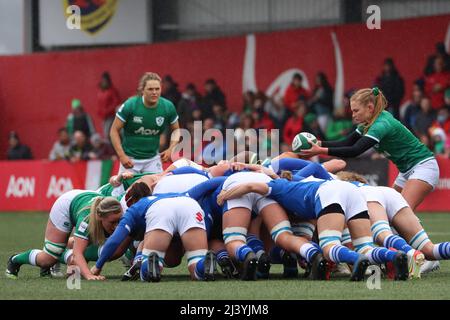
[1,212,450,300]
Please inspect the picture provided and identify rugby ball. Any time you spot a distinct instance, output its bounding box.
[292,132,318,153]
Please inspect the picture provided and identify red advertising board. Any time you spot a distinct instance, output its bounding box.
[0,160,86,212]
[388,158,450,212]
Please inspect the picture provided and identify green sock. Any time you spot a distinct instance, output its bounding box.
[58,249,70,264]
[125,248,135,261]
[12,250,36,265]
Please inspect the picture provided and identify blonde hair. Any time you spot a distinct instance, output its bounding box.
[137,72,162,95]
[336,171,368,184]
[350,87,387,134]
[280,170,293,181]
[87,197,122,245]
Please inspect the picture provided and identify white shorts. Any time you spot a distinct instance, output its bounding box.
[171,158,204,170]
[118,154,163,175]
[49,189,86,233]
[145,197,206,236]
[222,172,276,214]
[153,173,208,194]
[394,158,439,190]
[316,180,368,221]
[359,186,409,222]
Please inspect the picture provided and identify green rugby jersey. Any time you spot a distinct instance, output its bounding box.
[96,172,155,197]
[116,96,178,159]
[356,111,434,172]
[69,191,103,240]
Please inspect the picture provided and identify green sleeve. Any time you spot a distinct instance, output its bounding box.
[73,215,90,240]
[365,119,390,142]
[167,102,179,125]
[66,114,74,136]
[116,100,131,123]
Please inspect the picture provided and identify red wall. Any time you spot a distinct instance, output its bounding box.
[1,15,449,159]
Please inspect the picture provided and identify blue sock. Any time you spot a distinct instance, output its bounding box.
[216,249,229,262]
[434,242,450,259]
[140,256,149,281]
[235,245,253,263]
[247,234,265,257]
[384,234,413,253]
[366,247,397,264]
[194,258,206,280]
[299,242,322,263]
[269,246,284,264]
[133,252,143,264]
[329,245,360,264]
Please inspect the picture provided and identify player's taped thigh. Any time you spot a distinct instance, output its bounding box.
[186,249,208,266]
[318,230,342,249]
[270,221,293,243]
[43,239,66,259]
[223,227,247,244]
[371,220,392,242]
[352,236,375,254]
[292,222,315,238]
[409,229,431,251]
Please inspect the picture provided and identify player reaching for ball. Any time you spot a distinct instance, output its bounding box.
[300,87,439,210]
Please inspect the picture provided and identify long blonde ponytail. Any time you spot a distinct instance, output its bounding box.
[350,87,387,134]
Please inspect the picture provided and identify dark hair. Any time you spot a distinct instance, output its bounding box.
[58,127,68,134]
[205,78,216,85]
[316,72,332,90]
[125,182,151,207]
[293,73,302,81]
[186,83,196,91]
[102,72,111,81]
[8,131,19,140]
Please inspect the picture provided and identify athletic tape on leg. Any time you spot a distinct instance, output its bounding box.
[223,227,247,244]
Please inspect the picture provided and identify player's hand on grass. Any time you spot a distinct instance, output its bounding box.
[90,265,101,276]
[86,274,105,281]
[120,155,134,169]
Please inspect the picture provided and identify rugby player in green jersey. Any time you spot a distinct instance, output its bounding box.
[110,72,181,174]
[6,191,124,280]
[302,87,439,210]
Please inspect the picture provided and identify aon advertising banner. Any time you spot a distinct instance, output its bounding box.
[39,0,151,46]
[0,160,113,211]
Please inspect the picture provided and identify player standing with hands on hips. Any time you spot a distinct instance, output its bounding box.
[301,87,439,210]
[110,72,180,174]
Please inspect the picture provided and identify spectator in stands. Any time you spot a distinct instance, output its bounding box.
[239,113,254,131]
[177,83,202,128]
[374,58,405,120]
[162,75,182,106]
[69,130,93,162]
[402,83,424,131]
[7,131,32,160]
[425,56,450,110]
[48,127,71,161]
[309,71,334,131]
[413,97,436,138]
[88,133,116,161]
[444,88,450,112]
[431,107,450,134]
[283,73,309,114]
[302,112,324,141]
[97,72,121,141]
[429,127,446,155]
[283,100,306,145]
[251,93,275,131]
[424,42,450,76]
[203,78,226,119]
[242,90,256,114]
[66,99,96,139]
[325,107,354,141]
[211,102,227,133]
[264,91,287,130]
